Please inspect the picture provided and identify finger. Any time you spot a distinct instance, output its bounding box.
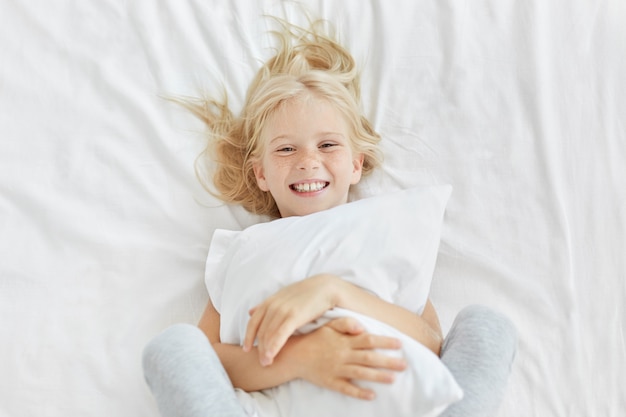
[257,308,299,366]
[325,317,364,335]
[242,306,264,353]
[350,350,407,372]
[353,333,402,350]
[327,378,376,401]
[340,364,399,384]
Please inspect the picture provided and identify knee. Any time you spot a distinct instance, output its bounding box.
[449,305,518,364]
[142,324,210,382]
[439,306,517,417]
[460,304,515,328]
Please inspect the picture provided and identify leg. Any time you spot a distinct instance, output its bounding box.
[142,324,248,417]
[439,305,517,417]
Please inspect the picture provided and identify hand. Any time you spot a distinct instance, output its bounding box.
[289,317,407,400]
[243,274,340,366]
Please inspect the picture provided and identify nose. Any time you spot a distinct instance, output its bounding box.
[296,148,320,170]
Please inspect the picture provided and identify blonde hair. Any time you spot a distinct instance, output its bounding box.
[187,19,382,218]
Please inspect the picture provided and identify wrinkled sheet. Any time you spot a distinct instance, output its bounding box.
[1,1,624,416]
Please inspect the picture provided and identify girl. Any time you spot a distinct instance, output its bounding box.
[143,19,516,417]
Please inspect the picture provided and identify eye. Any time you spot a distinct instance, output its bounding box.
[276,146,295,153]
[320,142,338,149]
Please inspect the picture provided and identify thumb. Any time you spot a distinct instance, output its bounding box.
[325,317,364,335]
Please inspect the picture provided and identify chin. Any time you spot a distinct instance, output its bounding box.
[280,204,323,218]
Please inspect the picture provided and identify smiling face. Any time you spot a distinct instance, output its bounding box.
[252,94,364,218]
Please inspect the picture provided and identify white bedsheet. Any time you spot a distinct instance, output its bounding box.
[1,1,624,416]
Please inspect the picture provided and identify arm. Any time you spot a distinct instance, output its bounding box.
[334,278,443,355]
[421,298,443,348]
[198,300,294,390]
[244,274,443,366]
[198,298,406,399]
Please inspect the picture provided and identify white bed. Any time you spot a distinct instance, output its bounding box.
[1,1,624,416]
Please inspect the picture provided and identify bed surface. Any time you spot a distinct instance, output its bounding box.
[1,1,624,416]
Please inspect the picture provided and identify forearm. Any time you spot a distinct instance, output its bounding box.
[212,336,302,392]
[330,276,443,355]
[199,299,300,391]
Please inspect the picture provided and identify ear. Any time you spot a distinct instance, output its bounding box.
[253,162,270,192]
[350,153,365,185]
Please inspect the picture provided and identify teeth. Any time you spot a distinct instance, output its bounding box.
[293,182,327,192]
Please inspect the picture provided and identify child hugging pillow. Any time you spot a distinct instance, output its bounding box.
[205,185,463,417]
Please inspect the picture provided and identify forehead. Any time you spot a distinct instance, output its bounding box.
[263,94,351,140]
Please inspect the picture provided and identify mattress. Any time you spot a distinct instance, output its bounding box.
[1,1,624,416]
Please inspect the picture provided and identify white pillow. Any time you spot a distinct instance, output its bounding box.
[205,185,462,417]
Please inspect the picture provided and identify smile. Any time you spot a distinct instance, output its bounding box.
[290,181,329,193]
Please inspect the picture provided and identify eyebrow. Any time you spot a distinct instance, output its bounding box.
[269,131,346,144]
[269,135,288,144]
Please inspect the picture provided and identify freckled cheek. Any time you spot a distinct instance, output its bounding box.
[269,158,294,172]
[324,152,357,173]
[262,157,293,183]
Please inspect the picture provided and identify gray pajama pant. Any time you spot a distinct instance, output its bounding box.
[143,305,517,417]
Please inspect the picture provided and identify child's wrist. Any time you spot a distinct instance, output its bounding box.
[325,273,352,310]
[278,334,308,380]
[316,273,345,310]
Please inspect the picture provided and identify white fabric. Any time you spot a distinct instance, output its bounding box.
[241,309,460,417]
[205,186,461,417]
[1,1,625,416]
[206,186,450,340]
